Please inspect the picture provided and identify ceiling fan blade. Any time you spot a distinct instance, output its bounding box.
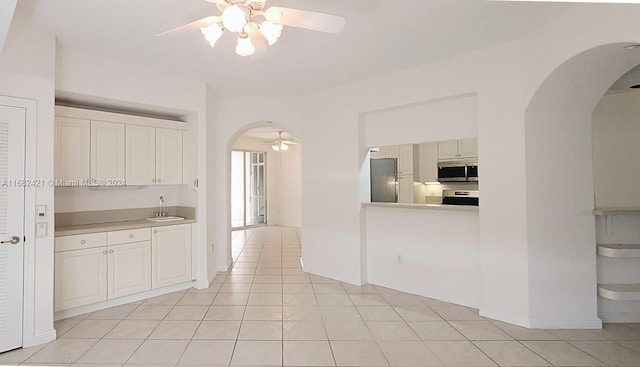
[265,6,345,34]
[156,16,220,38]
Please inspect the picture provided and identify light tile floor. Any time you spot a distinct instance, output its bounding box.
[3,226,640,366]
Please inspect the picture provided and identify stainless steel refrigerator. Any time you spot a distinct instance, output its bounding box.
[370,158,398,203]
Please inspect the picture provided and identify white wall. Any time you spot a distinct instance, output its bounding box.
[55,186,182,212]
[366,206,481,308]
[593,91,640,208]
[0,9,57,345]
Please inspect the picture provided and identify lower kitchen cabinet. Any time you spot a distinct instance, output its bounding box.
[54,224,192,312]
[152,224,192,289]
[54,247,108,312]
[108,241,152,299]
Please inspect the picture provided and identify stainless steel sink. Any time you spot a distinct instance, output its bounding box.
[146,216,185,222]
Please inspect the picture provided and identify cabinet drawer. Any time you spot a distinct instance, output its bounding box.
[55,232,107,252]
[108,228,151,245]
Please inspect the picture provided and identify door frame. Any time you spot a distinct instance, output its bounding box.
[231,149,268,230]
[0,96,38,347]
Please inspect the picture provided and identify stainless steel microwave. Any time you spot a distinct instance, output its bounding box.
[438,161,478,182]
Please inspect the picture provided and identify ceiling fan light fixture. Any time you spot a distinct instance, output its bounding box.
[222,4,247,33]
[260,21,283,45]
[235,32,255,56]
[200,23,224,47]
[271,143,280,151]
[280,142,289,151]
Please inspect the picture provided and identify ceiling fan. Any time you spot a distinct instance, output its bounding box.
[157,0,346,57]
[265,131,297,151]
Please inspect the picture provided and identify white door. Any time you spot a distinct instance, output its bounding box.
[155,128,183,185]
[91,121,125,184]
[0,105,26,353]
[126,125,156,185]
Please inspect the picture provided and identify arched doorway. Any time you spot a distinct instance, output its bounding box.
[524,43,640,326]
[226,122,303,267]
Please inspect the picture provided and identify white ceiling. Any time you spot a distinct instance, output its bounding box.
[16,0,579,97]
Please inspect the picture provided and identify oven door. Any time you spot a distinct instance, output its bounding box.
[438,163,467,182]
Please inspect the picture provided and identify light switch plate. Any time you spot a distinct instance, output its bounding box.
[36,222,47,237]
[36,205,46,219]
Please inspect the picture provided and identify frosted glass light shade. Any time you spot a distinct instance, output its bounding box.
[235,33,255,56]
[272,143,280,151]
[222,5,247,33]
[201,24,223,47]
[280,143,289,151]
[259,21,283,45]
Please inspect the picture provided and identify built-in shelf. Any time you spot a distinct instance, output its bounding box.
[594,207,640,216]
[598,284,640,301]
[597,244,640,258]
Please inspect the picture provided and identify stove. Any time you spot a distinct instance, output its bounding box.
[442,190,479,206]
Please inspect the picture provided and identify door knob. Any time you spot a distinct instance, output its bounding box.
[1,236,21,245]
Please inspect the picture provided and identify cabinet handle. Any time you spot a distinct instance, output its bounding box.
[129,234,134,239]
[80,240,86,244]
[102,250,107,254]
[109,249,114,253]
[153,230,158,234]
[152,179,156,183]
[157,179,162,183]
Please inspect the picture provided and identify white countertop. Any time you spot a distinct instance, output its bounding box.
[362,202,479,212]
[55,218,197,236]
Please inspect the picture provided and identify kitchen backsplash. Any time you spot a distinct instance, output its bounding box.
[414,182,479,204]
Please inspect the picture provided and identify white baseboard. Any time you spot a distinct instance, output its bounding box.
[54,282,194,321]
[23,329,56,348]
[528,317,602,329]
[479,309,532,328]
[599,312,640,323]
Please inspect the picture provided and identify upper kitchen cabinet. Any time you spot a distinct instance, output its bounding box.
[55,106,187,187]
[397,144,414,176]
[126,125,156,185]
[414,142,438,183]
[438,138,477,160]
[155,128,183,185]
[91,121,125,183]
[55,117,90,181]
[126,126,183,185]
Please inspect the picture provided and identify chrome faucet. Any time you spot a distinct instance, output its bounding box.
[156,196,166,217]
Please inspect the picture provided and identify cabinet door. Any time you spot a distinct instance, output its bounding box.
[108,241,151,299]
[55,117,90,181]
[54,247,107,312]
[458,138,478,159]
[398,175,414,204]
[126,125,156,185]
[91,121,125,184]
[397,144,414,175]
[385,145,399,159]
[152,224,192,289]
[437,140,459,160]
[415,142,438,183]
[156,128,183,185]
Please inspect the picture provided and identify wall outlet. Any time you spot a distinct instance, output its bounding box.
[397,255,404,264]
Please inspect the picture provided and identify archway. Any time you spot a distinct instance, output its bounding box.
[524,43,640,327]
[224,121,303,269]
